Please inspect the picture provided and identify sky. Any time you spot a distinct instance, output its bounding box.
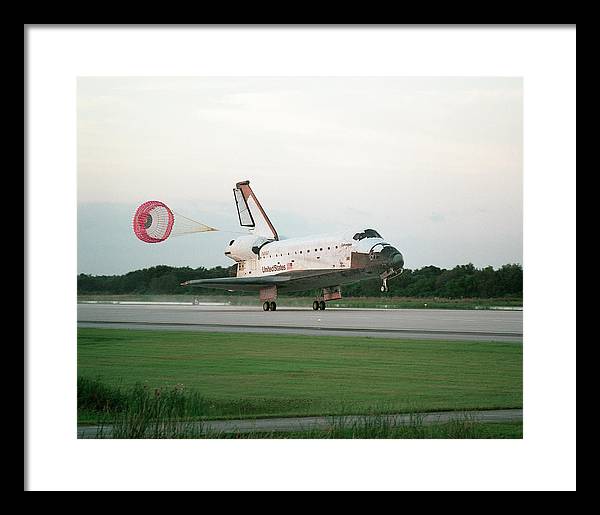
[78,77,522,275]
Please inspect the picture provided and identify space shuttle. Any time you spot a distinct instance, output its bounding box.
[182,181,404,311]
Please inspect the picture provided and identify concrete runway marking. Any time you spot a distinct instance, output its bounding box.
[78,304,523,342]
[79,319,522,339]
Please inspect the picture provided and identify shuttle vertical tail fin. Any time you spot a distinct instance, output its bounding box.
[233,180,279,241]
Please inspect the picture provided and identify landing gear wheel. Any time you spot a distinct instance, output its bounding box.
[263,301,270,311]
[319,301,326,311]
[312,301,319,311]
[269,301,277,311]
[381,278,389,292]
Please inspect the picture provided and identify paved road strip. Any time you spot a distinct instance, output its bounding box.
[78,408,523,438]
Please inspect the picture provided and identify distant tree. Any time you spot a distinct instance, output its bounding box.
[77,262,522,298]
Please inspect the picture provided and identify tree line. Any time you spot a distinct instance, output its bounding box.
[78,262,522,298]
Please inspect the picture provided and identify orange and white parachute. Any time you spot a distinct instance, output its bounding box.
[132,200,217,243]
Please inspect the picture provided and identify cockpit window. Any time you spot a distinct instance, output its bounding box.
[353,229,382,240]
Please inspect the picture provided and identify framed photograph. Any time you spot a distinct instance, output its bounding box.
[25,25,576,492]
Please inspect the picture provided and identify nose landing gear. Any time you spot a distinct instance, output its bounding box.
[381,278,389,293]
[263,301,277,311]
[380,267,404,293]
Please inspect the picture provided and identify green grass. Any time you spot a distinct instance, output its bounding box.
[221,422,523,439]
[78,328,522,424]
[78,383,522,438]
[86,415,522,439]
[77,294,522,310]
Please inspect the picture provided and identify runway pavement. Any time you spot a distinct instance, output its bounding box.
[77,408,523,438]
[77,303,522,342]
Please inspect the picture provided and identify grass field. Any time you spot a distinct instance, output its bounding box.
[78,328,522,425]
[77,294,523,310]
[221,422,524,439]
[83,410,523,439]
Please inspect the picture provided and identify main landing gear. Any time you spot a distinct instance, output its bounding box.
[263,301,277,311]
[312,300,326,311]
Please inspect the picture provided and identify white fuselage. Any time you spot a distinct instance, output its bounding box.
[224,231,398,278]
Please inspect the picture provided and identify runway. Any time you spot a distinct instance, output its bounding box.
[77,408,523,438]
[78,303,522,342]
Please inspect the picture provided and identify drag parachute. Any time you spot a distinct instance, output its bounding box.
[133,200,217,243]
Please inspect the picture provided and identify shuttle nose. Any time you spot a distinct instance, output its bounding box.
[378,245,404,268]
[392,252,404,268]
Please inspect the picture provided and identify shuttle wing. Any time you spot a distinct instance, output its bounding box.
[182,269,360,293]
[181,275,291,291]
